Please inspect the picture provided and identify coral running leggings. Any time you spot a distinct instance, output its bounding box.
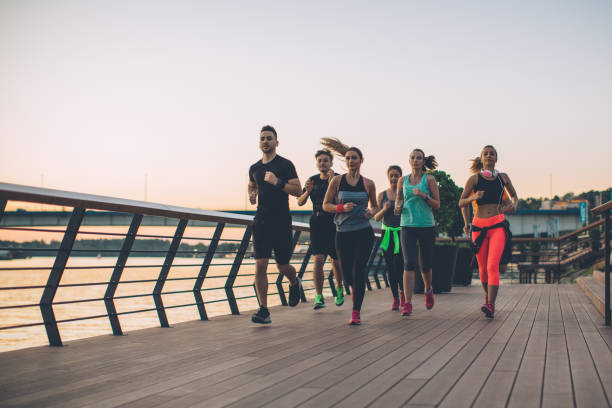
[472,214,506,286]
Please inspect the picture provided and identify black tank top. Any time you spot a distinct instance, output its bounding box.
[381,190,401,227]
[475,174,505,206]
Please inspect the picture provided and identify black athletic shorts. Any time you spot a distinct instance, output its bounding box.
[309,215,337,260]
[252,216,293,264]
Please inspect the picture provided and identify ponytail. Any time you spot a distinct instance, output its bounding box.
[470,157,483,174]
[413,149,438,171]
[424,155,438,171]
[470,145,497,174]
[320,137,363,159]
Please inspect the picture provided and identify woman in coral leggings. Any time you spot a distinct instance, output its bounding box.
[459,145,517,318]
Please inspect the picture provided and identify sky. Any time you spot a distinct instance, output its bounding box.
[1,0,611,211]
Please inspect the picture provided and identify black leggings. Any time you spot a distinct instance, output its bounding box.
[383,238,404,298]
[336,227,374,311]
[401,226,435,271]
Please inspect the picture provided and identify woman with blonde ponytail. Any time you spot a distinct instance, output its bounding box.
[322,138,379,325]
[459,145,518,319]
[394,149,440,316]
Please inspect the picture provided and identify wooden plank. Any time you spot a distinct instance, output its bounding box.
[433,286,536,408]
[219,290,479,408]
[352,287,527,408]
[107,290,449,408]
[541,286,574,408]
[567,285,612,406]
[557,285,609,408]
[507,286,550,408]
[471,287,540,408]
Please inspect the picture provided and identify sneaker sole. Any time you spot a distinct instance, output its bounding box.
[349,321,361,325]
[481,306,494,318]
[252,317,271,324]
[313,304,325,310]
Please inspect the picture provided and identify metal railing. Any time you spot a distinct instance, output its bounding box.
[0,182,389,347]
[592,200,611,325]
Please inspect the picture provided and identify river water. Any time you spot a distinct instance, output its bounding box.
[0,255,322,352]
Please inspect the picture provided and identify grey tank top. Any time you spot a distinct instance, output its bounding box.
[334,175,371,232]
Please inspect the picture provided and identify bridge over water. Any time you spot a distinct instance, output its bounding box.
[0,182,610,407]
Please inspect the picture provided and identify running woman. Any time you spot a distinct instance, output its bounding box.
[374,165,405,311]
[321,138,379,325]
[248,125,303,324]
[462,189,516,276]
[459,145,518,318]
[394,149,440,316]
[297,149,345,309]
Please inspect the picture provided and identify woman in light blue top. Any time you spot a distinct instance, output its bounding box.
[394,149,440,316]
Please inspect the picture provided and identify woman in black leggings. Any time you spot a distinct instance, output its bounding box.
[322,138,379,325]
[374,165,405,311]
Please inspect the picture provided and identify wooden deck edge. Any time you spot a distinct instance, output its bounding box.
[593,269,605,285]
[576,276,605,317]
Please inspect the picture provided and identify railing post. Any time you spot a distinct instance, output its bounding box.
[276,230,301,306]
[297,244,311,303]
[327,256,337,297]
[605,211,610,326]
[0,199,6,223]
[194,222,225,320]
[105,214,142,335]
[226,225,253,315]
[40,207,85,346]
[153,219,188,328]
[365,238,381,291]
[372,254,384,289]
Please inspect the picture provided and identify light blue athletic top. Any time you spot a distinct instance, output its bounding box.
[400,173,435,227]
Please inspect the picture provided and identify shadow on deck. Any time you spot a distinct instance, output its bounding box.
[1,284,611,408]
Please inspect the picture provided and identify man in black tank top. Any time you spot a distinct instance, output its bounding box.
[248,125,303,324]
[297,149,344,309]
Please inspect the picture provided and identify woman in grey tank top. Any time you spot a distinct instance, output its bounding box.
[321,138,379,326]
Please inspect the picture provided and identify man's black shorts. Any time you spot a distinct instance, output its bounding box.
[309,215,337,260]
[252,216,293,264]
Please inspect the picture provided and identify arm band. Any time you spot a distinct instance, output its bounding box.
[275,178,286,189]
[336,204,344,213]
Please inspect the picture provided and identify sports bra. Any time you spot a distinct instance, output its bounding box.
[475,174,505,206]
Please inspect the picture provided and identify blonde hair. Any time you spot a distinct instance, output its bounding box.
[470,145,497,174]
[320,137,363,159]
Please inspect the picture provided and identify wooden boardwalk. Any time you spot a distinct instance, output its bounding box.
[1,284,611,408]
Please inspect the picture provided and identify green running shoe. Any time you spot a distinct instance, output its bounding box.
[313,294,325,310]
[335,286,344,306]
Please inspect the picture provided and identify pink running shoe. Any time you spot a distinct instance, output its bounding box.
[401,302,412,316]
[391,297,400,310]
[399,291,406,308]
[349,310,361,325]
[481,303,494,318]
[425,288,435,310]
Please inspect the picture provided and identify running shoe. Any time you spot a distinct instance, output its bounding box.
[425,288,435,310]
[313,294,325,310]
[252,306,271,324]
[401,302,412,316]
[288,278,302,307]
[349,310,361,325]
[399,291,406,308]
[391,297,400,311]
[335,286,344,306]
[481,303,494,318]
